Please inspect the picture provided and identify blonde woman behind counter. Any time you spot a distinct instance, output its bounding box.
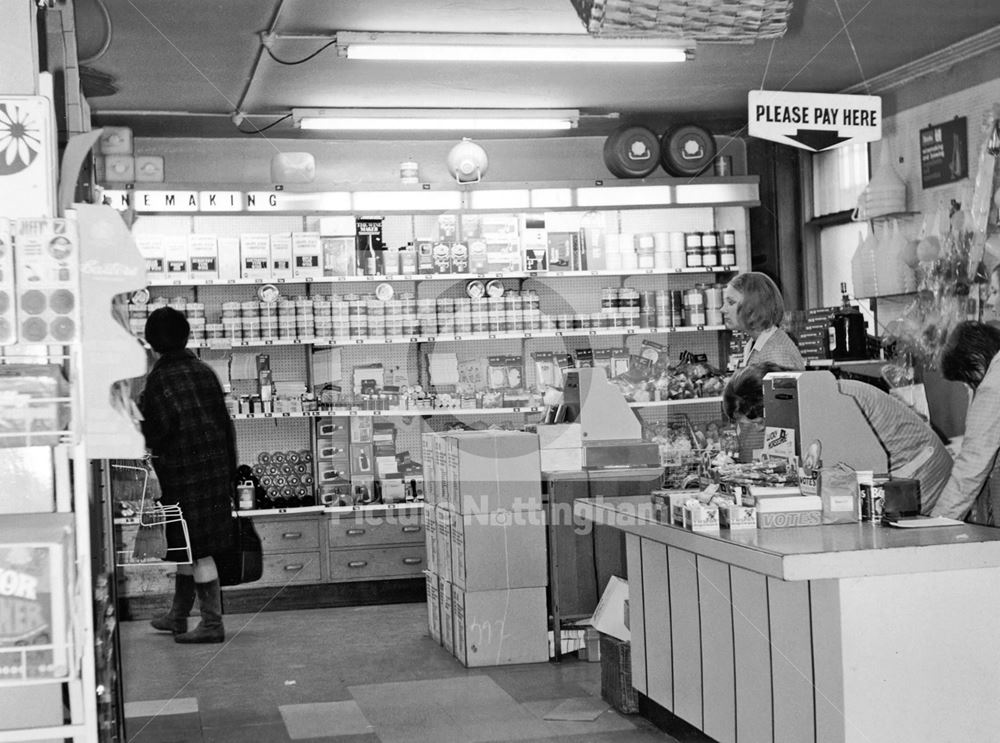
[721,272,805,371]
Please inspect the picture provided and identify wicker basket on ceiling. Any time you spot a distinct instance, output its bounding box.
[569,0,794,41]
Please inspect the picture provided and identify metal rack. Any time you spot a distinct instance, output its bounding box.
[112,464,192,567]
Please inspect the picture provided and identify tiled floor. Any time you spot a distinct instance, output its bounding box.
[120,602,694,743]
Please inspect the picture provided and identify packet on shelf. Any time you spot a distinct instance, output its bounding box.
[682,501,719,532]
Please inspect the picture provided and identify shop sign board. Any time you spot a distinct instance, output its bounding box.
[919,117,967,189]
[748,90,881,152]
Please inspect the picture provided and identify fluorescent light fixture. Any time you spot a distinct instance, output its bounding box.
[352,190,461,212]
[469,190,530,210]
[293,108,578,132]
[577,185,673,208]
[530,188,573,208]
[336,32,693,64]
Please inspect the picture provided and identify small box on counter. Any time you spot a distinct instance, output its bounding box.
[720,504,757,530]
[754,495,822,528]
[682,502,719,532]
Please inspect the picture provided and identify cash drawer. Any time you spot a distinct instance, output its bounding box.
[253,517,321,553]
[329,516,423,548]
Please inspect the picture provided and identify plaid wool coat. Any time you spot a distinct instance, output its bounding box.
[140,350,236,561]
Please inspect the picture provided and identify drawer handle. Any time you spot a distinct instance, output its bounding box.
[348,560,368,568]
[282,532,303,539]
[346,528,366,536]
[401,525,421,533]
[402,557,423,565]
[284,564,304,571]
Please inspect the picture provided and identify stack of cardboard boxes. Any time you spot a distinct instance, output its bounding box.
[422,430,549,667]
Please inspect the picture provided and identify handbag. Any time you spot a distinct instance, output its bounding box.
[216,516,263,587]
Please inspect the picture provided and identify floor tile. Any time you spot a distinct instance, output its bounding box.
[542,697,610,721]
[202,721,292,743]
[280,701,374,739]
[521,698,636,737]
[483,663,590,702]
[124,713,202,743]
[125,697,199,718]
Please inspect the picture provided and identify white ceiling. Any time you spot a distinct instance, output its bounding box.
[79,0,1000,140]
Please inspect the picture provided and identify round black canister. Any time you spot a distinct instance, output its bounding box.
[603,125,661,178]
[660,124,717,177]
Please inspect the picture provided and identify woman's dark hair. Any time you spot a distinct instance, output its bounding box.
[728,272,785,333]
[941,321,1000,388]
[144,306,190,353]
[723,362,791,421]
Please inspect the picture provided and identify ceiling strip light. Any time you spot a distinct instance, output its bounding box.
[336,32,692,64]
[293,108,579,132]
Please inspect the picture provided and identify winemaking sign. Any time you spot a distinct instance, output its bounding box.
[748,90,882,152]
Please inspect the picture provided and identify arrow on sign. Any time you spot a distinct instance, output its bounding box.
[786,129,852,152]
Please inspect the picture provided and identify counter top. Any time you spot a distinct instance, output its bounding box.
[574,495,1000,581]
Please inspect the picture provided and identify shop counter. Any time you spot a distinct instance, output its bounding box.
[575,496,1000,743]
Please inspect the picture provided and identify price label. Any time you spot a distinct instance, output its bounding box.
[408,337,419,343]
[281,412,291,417]
[696,325,705,331]
[453,335,462,341]
[371,410,382,416]
[262,413,273,418]
[588,330,597,336]
[226,279,237,284]
[626,328,636,334]
[426,336,436,342]
[355,338,365,344]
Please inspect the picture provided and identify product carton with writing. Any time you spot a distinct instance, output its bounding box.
[425,571,442,645]
[163,235,189,281]
[240,233,271,280]
[187,234,218,280]
[452,585,549,667]
[217,236,241,282]
[450,509,547,591]
[440,577,454,654]
[269,233,293,281]
[754,494,822,528]
[434,504,453,583]
[134,233,165,280]
[424,510,438,575]
[587,575,629,643]
[292,232,323,279]
[443,431,542,514]
[421,433,438,505]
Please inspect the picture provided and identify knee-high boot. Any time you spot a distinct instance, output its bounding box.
[150,573,195,634]
[174,579,225,644]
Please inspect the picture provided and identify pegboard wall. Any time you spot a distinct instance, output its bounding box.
[877,77,1000,219]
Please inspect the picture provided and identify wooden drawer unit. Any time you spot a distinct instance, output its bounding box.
[329,511,423,549]
[329,546,426,582]
[258,551,323,586]
[254,516,321,553]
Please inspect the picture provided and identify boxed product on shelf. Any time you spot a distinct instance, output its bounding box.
[239,233,270,279]
[434,505,452,582]
[0,447,56,514]
[462,213,521,272]
[187,234,218,280]
[133,233,166,280]
[355,218,383,275]
[522,216,548,271]
[424,512,438,574]
[291,232,323,279]
[449,509,547,591]
[440,577,454,654]
[270,233,293,280]
[452,584,549,667]
[754,495,822,528]
[217,236,241,282]
[163,234,189,281]
[0,513,75,685]
[321,236,356,277]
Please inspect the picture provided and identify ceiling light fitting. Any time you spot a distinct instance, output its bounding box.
[292,108,580,132]
[334,32,693,64]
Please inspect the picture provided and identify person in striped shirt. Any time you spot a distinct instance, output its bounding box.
[932,322,1000,524]
[723,363,952,510]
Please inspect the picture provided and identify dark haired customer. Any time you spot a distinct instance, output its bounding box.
[723,363,952,508]
[931,321,1000,524]
[140,306,236,643]
[721,272,805,371]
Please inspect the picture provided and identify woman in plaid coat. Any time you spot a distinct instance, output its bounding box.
[140,306,236,644]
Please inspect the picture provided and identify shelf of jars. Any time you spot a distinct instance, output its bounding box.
[145,265,739,288]
[183,324,728,350]
[226,396,724,421]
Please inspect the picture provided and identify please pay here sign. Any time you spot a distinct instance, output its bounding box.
[748,90,881,152]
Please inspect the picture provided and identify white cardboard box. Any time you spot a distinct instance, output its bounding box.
[440,578,454,654]
[450,510,547,592]
[187,234,218,280]
[425,571,441,645]
[269,233,293,281]
[134,233,166,280]
[217,236,241,282]
[452,585,549,667]
[292,232,323,279]
[163,234,189,281]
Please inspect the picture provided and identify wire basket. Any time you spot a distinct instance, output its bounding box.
[113,464,192,567]
[570,0,793,41]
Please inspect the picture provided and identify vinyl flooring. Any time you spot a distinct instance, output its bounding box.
[119,602,707,743]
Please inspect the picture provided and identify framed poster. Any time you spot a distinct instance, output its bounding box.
[920,117,968,189]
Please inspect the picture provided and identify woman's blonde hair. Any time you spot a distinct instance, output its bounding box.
[728,272,785,333]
